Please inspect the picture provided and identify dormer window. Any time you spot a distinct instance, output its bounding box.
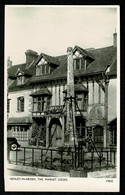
[36,64,50,76]
[36,57,51,76]
[73,45,94,70]
[36,53,59,76]
[17,75,24,85]
[16,69,25,86]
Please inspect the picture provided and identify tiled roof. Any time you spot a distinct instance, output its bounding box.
[8,61,36,78]
[63,84,88,93]
[8,63,26,78]
[8,45,117,91]
[73,45,95,60]
[30,46,116,83]
[106,55,117,77]
[30,88,52,96]
[87,46,116,74]
[35,53,60,66]
[8,79,32,92]
[7,117,32,124]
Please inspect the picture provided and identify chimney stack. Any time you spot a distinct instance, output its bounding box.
[113,32,117,47]
[25,50,38,68]
[7,56,12,68]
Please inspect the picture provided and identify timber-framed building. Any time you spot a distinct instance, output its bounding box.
[7,33,117,148]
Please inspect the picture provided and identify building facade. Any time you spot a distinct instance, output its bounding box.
[7,34,117,148]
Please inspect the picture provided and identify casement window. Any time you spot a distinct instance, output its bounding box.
[7,99,10,113]
[73,58,86,70]
[94,126,103,143]
[75,93,88,111]
[17,76,24,85]
[33,96,50,112]
[36,64,50,76]
[17,96,24,112]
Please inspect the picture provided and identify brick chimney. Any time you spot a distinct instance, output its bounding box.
[113,32,117,47]
[7,56,12,68]
[25,50,38,68]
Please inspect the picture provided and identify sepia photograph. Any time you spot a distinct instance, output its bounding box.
[4,5,120,192]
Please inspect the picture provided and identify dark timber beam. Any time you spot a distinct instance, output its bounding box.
[96,78,105,92]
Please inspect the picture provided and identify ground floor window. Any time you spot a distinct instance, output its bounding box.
[93,125,103,147]
[110,126,117,145]
[8,125,29,141]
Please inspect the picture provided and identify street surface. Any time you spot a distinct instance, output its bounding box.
[7,169,35,176]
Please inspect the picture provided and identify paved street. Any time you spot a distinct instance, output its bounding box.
[7,169,35,176]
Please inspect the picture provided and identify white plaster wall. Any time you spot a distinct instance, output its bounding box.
[94,82,99,103]
[8,89,32,118]
[100,87,105,104]
[60,85,64,105]
[88,82,93,104]
[51,84,66,106]
[108,78,117,121]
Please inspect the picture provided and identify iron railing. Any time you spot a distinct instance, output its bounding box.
[8,145,117,172]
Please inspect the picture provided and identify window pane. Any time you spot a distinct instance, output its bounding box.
[7,99,10,113]
[81,58,85,68]
[21,98,24,112]
[46,64,49,74]
[33,102,37,111]
[38,102,41,111]
[17,97,24,112]
[36,66,40,76]
[76,59,80,69]
[42,64,45,74]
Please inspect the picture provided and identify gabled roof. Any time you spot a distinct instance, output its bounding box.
[73,45,95,60]
[8,63,26,78]
[35,53,60,66]
[16,68,33,76]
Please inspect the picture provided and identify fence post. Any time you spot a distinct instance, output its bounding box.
[82,151,84,169]
[72,152,74,168]
[91,151,93,171]
[75,145,77,168]
[16,149,18,165]
[24,148,26,165]
[99,152,102,171]
[32,148,34,167]
[106,151,108,170]
[78,145,80,167]
[51,150,53,169]
[41,149,43,169]
[114,150,116,166]
[61,151,63,171]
